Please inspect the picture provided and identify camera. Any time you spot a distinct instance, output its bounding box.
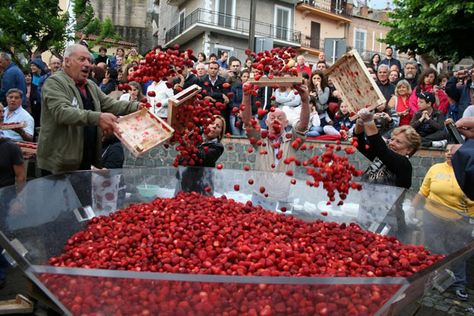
[445,119,464,144]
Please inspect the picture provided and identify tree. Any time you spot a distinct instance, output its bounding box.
[0,0,69,59]
[382,0,474,61]
[73,0,120,47]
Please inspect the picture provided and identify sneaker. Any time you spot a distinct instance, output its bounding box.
[455,288,469,300]
[432,140,448,148]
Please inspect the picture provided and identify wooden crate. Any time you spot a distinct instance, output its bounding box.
[114,108,174,157]
[326,49,386,116]
[0,122,26,130]
[167,84,202,132]
[15,141,37,157]
[0,294,33,314]
[247,75,304,87]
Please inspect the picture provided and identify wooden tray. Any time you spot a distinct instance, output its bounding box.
[15,141,37,156]
[167,84,202,129]
[326,49,386,118]
[114,108,174,157]
[0,294,33,314]
[0,122,26,130]
[248,75,304,87]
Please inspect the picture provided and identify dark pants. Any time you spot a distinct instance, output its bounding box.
[421,130,448,146]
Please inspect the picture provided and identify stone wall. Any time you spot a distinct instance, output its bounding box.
[124,138,445,194]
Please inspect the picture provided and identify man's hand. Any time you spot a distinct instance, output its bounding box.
[456,117,474,139]
[222,94,230,104]
[99,113,118,136]
[294,82,309,104]
[204,96,217,102]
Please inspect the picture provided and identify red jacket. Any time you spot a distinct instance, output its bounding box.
[296,64,312,77]
[409,84,449,114]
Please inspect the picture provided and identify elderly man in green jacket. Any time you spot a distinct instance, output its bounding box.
[38,44,142,175]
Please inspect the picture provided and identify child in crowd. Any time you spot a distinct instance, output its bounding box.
[307,100,322,137]
[323,102,355,139]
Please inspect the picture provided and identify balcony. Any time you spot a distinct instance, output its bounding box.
[164,8,302,47]
[296,1,351,23]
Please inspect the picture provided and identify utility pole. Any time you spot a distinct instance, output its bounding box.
[248,0,257,51]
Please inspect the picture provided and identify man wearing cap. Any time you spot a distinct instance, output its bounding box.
[410,91,448,147]
[37,44,143,175]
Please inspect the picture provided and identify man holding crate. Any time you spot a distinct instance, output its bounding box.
[37,44,144,175]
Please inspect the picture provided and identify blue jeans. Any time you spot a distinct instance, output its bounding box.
[230,115,246,136]
[307,126,323,137]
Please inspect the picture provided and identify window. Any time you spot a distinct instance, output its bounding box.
[354,29,366,53]
[274,5,291,41]
[179,9,186,33]
[217,0,235,29]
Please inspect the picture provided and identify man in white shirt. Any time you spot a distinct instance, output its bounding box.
[2,88,34,141]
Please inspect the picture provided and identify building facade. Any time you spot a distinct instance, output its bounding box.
[86,0,400,65]
[161,0,301,62]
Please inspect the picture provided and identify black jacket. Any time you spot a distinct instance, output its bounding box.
[198,75,229,102]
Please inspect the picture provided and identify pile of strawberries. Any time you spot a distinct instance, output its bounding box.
[46,192,443,315]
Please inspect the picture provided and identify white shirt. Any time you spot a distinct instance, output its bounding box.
[146,81,174,118]
[2,106,35,141]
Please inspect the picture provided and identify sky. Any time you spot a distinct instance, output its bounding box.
[367,0,393,9]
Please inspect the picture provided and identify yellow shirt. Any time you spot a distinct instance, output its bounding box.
[419,162,474,217]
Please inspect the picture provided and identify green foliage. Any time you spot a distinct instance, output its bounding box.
[74,2,95,32]
[0,0,69,57]
[83,18,102,35]
[100,18,116,39]
[72,0,120,47]
[382,0,474,60]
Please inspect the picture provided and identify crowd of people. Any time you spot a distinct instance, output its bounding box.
[0,41,473,299]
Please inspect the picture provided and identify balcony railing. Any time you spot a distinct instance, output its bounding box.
[165,8,301,45]
[299,0,348,16]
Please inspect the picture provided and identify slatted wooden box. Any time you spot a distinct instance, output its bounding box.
[114,108,174,157]
[326,49,386,115]
[167,84,202,132]
[247,74,304,87]
[0,122,26,130]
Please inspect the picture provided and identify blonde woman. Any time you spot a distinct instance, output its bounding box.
[388,80,413,126]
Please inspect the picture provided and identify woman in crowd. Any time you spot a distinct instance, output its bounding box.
[100,68,119,95]
[119,81,144,102]
[409,68,449,114]
[24,71,41,129]
[388,80,413,126]
[370,53,381,72]
[196,52,206,65]
[109,47,125,70]
[177,115,225,195]
[91,65,106,86]
[121,63,136,83]
[125,47,142,65]
[389,69,400,85]
[308,70,330,131]
[243,57,254,72]
[417,144,474,300]
[355,108,421,189]
[229,70,250,136]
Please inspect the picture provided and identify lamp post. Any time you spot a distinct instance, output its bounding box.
[248,0,257,51]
